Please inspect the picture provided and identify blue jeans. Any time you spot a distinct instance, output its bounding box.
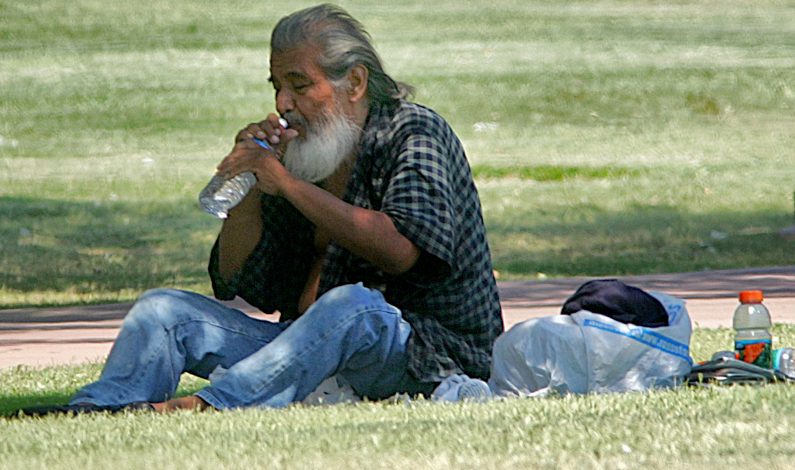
[70,283,432,409]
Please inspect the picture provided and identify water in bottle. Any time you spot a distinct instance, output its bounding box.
[198,137,274,219]
[199,172,258,219]
[733,290,773,368]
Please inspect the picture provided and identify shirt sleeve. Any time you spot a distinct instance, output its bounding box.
[381,132,456,282]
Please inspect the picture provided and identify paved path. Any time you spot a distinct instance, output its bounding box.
[1,266,793,370]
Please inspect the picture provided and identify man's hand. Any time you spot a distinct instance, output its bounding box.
[234,114,297,148]
[216,139,288,197]
[216,114,299,196]
[215,115,298,282]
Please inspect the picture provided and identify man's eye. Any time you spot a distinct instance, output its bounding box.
[294,84,310,93]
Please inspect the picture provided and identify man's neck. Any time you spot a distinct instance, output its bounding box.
[321,154,356,198]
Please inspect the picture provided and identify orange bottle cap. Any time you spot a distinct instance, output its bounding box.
[739,290,764,303]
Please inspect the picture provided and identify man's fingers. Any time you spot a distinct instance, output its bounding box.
[264,113,285,130]
[235,124,256,143]
[263,114,290,144]
[234,114,288,146]
[283,128,299,140]
[217,139,276,177]
[276,128,299,156]
[246,123,268,140]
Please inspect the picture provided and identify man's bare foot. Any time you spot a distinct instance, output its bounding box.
[151,395,211,413]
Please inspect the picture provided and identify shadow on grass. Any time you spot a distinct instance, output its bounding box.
[1,196,215,307]
[3,196,794,307]
[0,391,76,417]
[0,380,206,418]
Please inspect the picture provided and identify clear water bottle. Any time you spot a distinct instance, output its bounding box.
[198,137,273,219]
[733,290,773,368]
[773,348,795,379]
[199,172,258,219]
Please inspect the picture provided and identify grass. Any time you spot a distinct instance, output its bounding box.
[7,387,795,469]
[2,3,794,467]
[470,164,642,181]
[2,0,794,307]
[3,325,795,468]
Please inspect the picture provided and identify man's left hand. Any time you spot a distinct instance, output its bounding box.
[216,138,294,197]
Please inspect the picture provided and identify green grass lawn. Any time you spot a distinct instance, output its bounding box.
[3,2,795,467]
[3,325,795,468]
[1,0,793,308]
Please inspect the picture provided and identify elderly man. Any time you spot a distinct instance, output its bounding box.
[29,3,503,414]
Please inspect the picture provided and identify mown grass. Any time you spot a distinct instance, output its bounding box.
[3,325,795,468]
[471,164,642,181]
[1,0,794,307]
[7,387,795,469]
[2,3,794,467]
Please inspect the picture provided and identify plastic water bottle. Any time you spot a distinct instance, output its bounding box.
[198,137,273,219]
[733,290,773,368]
[199,118,288,219]
[199,172,258,219]
[773,348,795,379]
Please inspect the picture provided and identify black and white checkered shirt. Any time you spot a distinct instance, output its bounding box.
[209,100,503,382]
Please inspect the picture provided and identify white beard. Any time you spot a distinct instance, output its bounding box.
[282,109,362,183]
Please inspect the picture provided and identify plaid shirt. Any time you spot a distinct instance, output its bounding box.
[209,100,503,382]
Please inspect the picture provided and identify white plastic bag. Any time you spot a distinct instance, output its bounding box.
[489,292,692,397]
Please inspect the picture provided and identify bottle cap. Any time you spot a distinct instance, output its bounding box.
[739,290,764,303]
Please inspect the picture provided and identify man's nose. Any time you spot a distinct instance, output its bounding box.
[276,89,294,115]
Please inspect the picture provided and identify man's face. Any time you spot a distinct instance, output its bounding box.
[269,42,363,182]
[269,42,352,138]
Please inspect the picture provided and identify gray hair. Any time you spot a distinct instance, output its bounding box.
[271,4,412,106]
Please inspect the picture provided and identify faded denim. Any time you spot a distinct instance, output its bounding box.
[71,283,427,409]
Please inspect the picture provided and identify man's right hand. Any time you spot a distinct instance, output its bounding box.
[215,115,298,283]
[234,113,297,151]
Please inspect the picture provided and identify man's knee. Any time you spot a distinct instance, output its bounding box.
[307,284,407,338]
[309,283,393,322]
[124,288,192,328]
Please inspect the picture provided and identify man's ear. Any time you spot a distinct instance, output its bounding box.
[347,64,368,103]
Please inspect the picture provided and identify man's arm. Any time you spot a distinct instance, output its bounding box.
[278,175,421,275]
[216,122,420,276]
[216,190,263,283]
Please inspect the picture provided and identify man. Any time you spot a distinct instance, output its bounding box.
[27,3,503,414]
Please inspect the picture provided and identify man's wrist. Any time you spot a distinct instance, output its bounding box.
[276,172,301,199]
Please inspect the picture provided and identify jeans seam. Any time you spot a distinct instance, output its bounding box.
[169,318,286,343]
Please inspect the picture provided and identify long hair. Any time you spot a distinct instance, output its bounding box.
[271,4,413,105]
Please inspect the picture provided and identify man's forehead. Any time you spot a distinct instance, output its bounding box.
[269,43,322,81]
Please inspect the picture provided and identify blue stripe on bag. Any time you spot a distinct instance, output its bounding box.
[583,319,693,364]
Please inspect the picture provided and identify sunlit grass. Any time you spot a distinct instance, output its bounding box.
[4,326,795,468]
